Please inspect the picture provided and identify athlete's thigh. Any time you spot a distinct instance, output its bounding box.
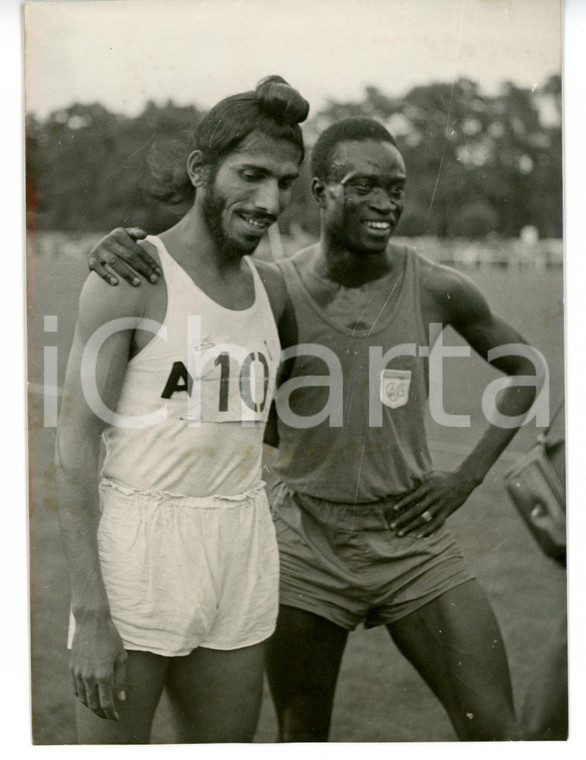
[266,604,349,742]
[75,650,169,744]
[165,642,266,742]
[387,579,521,741]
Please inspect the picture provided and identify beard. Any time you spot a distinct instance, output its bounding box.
[201,184,259,257]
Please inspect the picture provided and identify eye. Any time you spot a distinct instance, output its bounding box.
[388,185,405,199]
[241,169,263,182]
[349,180,375,195]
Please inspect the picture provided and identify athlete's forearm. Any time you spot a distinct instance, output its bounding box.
[56,419,128,722]
[55,430,111,619]
[457,382,537,485]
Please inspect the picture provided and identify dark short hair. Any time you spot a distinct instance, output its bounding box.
[150,75,309,206]
[311,117,398,181]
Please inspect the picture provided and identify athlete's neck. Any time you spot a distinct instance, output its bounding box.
[160,208,248,280]
[314,234,396,288]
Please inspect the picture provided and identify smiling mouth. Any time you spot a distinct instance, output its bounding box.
[239,214,274,232]
[362,220,391,231]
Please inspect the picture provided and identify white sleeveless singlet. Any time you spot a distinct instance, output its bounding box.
[101,235,281,497]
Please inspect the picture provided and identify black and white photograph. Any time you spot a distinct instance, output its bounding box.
[23,0,572,746]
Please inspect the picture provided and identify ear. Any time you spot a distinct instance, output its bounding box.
[186,150,209,188]
[311,177,328,209]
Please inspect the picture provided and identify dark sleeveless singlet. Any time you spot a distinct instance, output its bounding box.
[275,245,432,502]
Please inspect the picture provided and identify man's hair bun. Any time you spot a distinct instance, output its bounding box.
[255,75,309,124]
[149,76,309,206]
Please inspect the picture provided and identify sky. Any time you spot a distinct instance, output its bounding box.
[25,0,562,118]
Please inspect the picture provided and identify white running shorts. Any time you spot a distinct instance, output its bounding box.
[67,479,279,656]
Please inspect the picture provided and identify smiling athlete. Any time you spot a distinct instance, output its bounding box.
[88,117,539,741]
[55,76,308,743]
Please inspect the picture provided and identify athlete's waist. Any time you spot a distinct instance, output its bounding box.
[100,458,264,500]
[100,478,266,508]
[272,481,422,533]
[277,480,421,508]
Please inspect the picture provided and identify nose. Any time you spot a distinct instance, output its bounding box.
[253,179,281,217]
[368,187,394,212]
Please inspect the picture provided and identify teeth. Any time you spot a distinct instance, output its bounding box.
[364,221,390,230]
[243,216,267,228]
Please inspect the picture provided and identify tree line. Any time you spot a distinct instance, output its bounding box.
[26,76,562,240]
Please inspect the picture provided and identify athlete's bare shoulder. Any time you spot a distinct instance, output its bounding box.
[78,265,147,328]
[416,252,463,288]
[415,252,493,327]
[76,239,164,338]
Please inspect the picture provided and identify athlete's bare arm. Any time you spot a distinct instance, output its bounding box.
[55,274,147,720]
[392,259,539,537]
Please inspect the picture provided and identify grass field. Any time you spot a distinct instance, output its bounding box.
[27,243,566,743]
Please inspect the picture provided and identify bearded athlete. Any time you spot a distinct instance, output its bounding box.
[56,76,308,743]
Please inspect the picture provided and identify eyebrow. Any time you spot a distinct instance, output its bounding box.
[340,171,406,185]
[238,162,299,181]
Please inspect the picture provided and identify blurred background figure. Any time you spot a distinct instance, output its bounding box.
[510,404,567,740]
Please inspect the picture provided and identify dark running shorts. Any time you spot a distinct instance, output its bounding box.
[269,481,475,631]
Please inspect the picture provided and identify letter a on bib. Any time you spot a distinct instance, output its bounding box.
[380,369,412,409]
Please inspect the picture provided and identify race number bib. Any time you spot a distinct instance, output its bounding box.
[161,340,274,424]
[380,369,411,409]
[199,345,271,422]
